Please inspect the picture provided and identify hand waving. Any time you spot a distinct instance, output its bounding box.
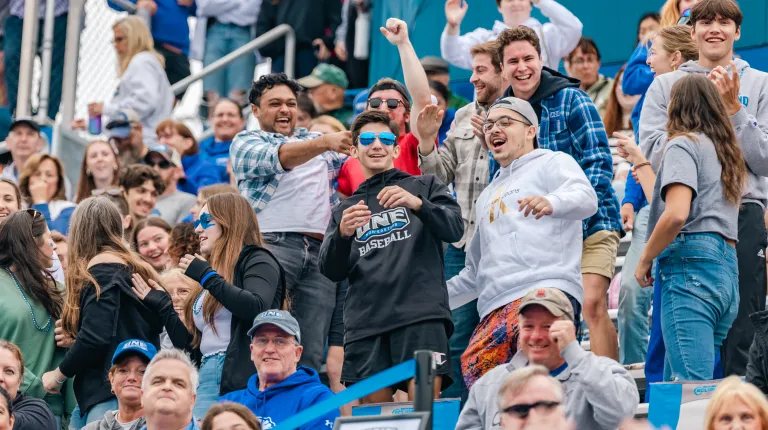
[445,0,469,27]
[416,105,445,141]
[131,273,164,300]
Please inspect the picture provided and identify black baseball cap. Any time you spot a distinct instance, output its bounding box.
[10,116,40,133]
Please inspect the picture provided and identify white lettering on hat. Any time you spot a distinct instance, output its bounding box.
[263,311,284,319]
[123,340,148,350]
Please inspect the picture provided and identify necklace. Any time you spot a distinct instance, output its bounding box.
[6,268,52,332]
[193,290,205,315]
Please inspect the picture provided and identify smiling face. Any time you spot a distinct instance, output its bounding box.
[518,306,567,370]
[250,325,302,389]
[498,0,533,24]
[195,205,223,257]
[501,41,542,101]
[484,108,536,168]
[137,225,170,271]
[124,180,158,219]
[0,182,20,223]
[213,101,245,142]
[164,275,194,314]
[366,89,410,133]
[7,124,42,161]
[254,85,298,136]
[142,359,195,421]
[499,375,565,430]
[712,397,763,430]
[693,14,740,68]
[471,53,505,105]
[109,355,148,407]
[351,122,400,178]
[0,349,22,400]
[86,141,118,183]
[0,393,13,430]
[568,46,600,89]
[157,127,192,156]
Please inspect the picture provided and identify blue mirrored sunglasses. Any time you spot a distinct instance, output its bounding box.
[194,212,215,230]
[358,131,396,146]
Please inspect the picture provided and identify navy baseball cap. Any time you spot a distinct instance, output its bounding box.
[106,109,141,139]
[10,116,40,133]
[247,310,302,344]
[112,339,158,365]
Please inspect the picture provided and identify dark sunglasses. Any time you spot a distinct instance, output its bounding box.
[92,187,123,197]
[24,208,42,220]
[358,131,397,146]
[144,159,172,169]
[194,212,216,230]
[678,8,691,25]
[367,98,406,110]
[501,401,561,419]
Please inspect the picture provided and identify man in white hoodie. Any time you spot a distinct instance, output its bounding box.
[639,0,768,377]
[441,0,582,71]
[448,96,597,388]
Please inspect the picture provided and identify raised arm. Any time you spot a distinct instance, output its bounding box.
[537,0,584,61]
[278,131,352,170]
[440,0,490,70]
[380,18,432,140]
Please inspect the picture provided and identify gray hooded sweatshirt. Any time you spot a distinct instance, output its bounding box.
[456,342,639,430]
[81,411,146,430]
[639,59,768,206]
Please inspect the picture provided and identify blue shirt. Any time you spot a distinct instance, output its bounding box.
[198,136,233,183]
[108,0,195,54]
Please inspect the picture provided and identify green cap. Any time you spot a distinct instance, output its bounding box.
[297,64,349,90]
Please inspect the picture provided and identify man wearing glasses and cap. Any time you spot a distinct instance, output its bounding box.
[448,97,597,389]
[106,109,148,166]
[220,310,340,429]
[144,145,196,225]
[457,288,638,430]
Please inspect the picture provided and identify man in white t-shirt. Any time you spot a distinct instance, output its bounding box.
[230,73,351,373]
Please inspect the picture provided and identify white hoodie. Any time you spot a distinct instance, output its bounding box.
[448,149,597,319]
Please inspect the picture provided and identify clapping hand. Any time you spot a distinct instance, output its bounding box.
[339,201,371,238]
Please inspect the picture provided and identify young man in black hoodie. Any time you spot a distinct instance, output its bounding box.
[484,26,622,361]
[319,110,464,403]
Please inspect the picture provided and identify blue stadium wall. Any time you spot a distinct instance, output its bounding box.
[367,0,768,95]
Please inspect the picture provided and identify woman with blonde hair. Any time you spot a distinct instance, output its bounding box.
[131,192,285,417]
[76,141,120,203]
[18,153,76,236]
[85,15,173,147]
[40,197,171,429]
[309,115,347,135]
[705,376,768,430]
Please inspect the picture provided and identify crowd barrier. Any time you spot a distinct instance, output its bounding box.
[648,379,724,429]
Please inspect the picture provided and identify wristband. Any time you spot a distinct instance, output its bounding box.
[633,161,651,170]
[55,375,66,385]
[200,270,218,287]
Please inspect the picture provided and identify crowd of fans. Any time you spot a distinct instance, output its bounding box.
[1,0,768,429]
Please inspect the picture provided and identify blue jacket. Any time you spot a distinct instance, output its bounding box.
[108,0,196,55]
[622,43,655,133]
[199,136,233,183]
[181,153,222,195]
[220,366,339,430]
[33,201,76,236]
[502,68,622,238]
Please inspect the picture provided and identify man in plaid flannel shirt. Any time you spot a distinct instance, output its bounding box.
[229,73,352,372]
[493,26,622,361]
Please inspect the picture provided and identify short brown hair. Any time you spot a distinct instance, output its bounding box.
[470,41,502,73]
[202,402,261,430]
[692,0,743,28]
[350,111,400,146]
[496,26,541,63]
[567,37,601,62]
[19,153,67,205]
[119,164,166,195]
[156,120,199,157]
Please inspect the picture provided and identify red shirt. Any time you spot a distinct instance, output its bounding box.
[336,132,423,196]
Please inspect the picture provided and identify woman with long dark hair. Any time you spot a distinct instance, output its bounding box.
[132,217,172,272]
[76,141,120,203]
[40,198,171,429]
[131,192,285,417]
[630,74,746,381]
[0,210,70,423]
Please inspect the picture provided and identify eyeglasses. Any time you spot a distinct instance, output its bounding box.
[252,337,296,349]
[499,401,561,420]
[368,98,406,110]
[358,131,397,146]
[678,8,692,25]
[92,188,123,197]
[483,116,531,133]
[194,212,216,230]
[571,56,598,66]
[144,159,172,169]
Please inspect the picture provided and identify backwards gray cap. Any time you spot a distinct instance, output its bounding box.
[487,97,539,129]
[247,310,302,344]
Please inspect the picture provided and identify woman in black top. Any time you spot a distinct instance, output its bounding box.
[41,197,172,428]
[131,192,284,415]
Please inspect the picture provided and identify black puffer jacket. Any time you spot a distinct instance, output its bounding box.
[746,310,768,393]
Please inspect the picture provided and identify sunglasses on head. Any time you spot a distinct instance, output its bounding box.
[501,401,560,419]
[92,188,123,197]
[358,131,397,146]
[194,212,216,230]
[367,98,405,110]
[24,208,42,220]
[678,8,692,25]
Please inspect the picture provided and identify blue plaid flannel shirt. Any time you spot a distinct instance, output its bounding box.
[230,128,347,213]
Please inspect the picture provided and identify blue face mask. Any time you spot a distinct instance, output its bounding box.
[358,131,397,146]
[194,212,216,230]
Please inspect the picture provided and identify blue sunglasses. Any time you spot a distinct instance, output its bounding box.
[359,131,396,146]
[194,212,216,230]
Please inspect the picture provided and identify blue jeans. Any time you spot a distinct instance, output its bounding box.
[68,398,119,429]
[203,21,256,97]
[660,233,739,381]
[441,245,479,402]
[271,48,318,80]
[618,206,654,364]
[262,232,336,372]
[194,352,226,418]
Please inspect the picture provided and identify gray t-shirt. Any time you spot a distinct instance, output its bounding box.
[648,133,739,241]
[155,190,197,226]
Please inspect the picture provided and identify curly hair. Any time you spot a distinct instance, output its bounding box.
[496,26,541,62]
[168,222,200,266]
[119,164,166,195]
[248,73,302,106]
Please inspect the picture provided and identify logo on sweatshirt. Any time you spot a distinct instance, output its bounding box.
[356,207,411,242]
[259,417,277,429]
[739,95,749,108]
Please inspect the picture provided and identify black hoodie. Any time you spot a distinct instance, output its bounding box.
[319,169,463,343]
[12,393,57,430]
[503,67,580,121]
